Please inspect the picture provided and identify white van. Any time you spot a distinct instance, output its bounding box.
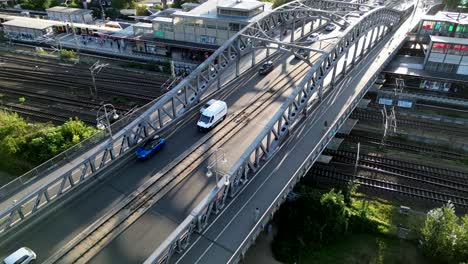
[197,100,227,131]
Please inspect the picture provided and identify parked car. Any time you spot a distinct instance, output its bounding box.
[136,135,166,160]
[325,23,336,31]
[197,100,227,132]
[307,33,320,43]
[259,61,274,75]
[3,247,36,264]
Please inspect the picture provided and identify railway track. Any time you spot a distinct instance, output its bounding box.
[343,131,467,160]
[44,47,328,263]
[324,149,468,194]
[0,55,167,85]
[311,165,468,207]
[0,70,157,101]
[351,108,467,136]
[0,105,70,123]
[0,85,130,112]
[324,149,468,181]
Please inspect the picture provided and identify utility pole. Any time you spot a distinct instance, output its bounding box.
[67,13,80,60]
[89,60,109,99]
[395,77,404,95]
[99,0,106,20]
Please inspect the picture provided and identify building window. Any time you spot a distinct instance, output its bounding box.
[229,23,240,31]
[218,8,249,17]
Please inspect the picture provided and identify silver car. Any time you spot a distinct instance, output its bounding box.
[3,247,36,264]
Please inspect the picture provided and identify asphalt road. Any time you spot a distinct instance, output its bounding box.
[0,21,329,263]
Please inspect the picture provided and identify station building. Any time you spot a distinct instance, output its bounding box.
[413,12,468,75]
[2,17,56,40]
[131,0,271,60]
[46,6,94,24]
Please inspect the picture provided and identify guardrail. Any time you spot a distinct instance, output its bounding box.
[144,4,414,264]
[0,92,166,201]
[0,0,352,237]
[228,30,411,264]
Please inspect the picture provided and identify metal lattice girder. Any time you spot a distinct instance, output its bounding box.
[0,0,409,238]
[144,3,415,264]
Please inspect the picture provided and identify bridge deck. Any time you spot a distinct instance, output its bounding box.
[173,13,413,264]
[0,21,326,262]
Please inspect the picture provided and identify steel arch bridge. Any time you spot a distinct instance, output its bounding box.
[0,0,412,249]
[143,3,414,264]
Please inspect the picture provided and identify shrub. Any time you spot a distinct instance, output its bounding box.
[18,97,26,104]
[419,201,468,263]
[59,49,76,59]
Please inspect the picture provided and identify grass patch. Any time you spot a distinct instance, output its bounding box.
[301,233,430,264]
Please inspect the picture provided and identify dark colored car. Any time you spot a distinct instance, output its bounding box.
[136,135,166,160]
[259,61,274,75]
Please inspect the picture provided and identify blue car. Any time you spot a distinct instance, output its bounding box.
[136,135,166,160]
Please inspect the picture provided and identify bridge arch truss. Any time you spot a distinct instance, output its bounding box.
[144,2,414,264]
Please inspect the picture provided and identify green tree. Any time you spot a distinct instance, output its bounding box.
[419,201,468,263]
[18,0,52,10]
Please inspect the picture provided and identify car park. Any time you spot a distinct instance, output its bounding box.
[197,100,227,132]
[136,135,166,160]
[307,33,320,43]
[259,61,274,75]
[3,247,36,264]
[325,23,336,31]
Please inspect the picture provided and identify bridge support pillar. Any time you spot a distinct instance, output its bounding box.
[236,55,240,77]
[342,50,349,76]
[366,27,376,53]
[360,35,367,59]
[301,19,305,37]
[251,49,256,67]
[310,18,314,32]
[290,21,295,42]
[375,25,382,44]
[331,64,338,87]
[351,37,358,68]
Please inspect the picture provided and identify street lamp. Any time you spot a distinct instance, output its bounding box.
[89,60,109,98]
[96,103,119,138]
[206,148,229,187]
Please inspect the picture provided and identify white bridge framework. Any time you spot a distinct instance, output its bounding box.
[0,0,413,259]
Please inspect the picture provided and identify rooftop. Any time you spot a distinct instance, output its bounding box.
[46,6,93,15]
[422,11,468,25]
[217,0,264,11]
[430,35,468,45]
[152,16,173,23]
[172,0,270,23]
[2,17,58,30]
[134,22,153,28]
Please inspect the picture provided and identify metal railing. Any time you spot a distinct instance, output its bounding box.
[144,4,414,264]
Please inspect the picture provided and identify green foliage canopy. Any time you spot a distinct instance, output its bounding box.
[419,201,468,263]
[0,111,96,166]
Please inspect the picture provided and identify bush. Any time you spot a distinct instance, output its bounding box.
[0,111,97,169]
[59,49,76,59]
[18,97,26,104]
[272,188,349,262]
[419,201,468,263]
